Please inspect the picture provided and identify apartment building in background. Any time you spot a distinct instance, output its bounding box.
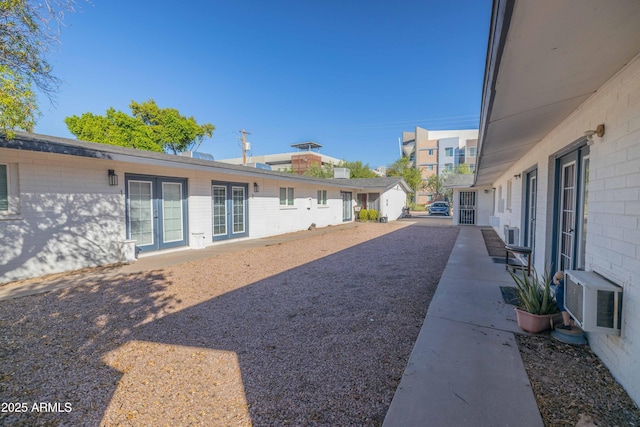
[400,127,478,205]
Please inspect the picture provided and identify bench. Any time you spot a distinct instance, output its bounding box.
[505,245,532,276]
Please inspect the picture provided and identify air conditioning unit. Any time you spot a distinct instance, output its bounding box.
[504,226,519,245]
[564,270,623,335]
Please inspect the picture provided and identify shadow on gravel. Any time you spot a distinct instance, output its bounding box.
[0,224,460,426]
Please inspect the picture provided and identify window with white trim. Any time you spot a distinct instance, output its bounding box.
[317,190,327,205]
[507,179,513,210]
[0,164,8,211]
[0,163,19,215]
[279,187,294,206]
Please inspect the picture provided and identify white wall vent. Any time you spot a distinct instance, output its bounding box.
[490,216,500,227]
[504,226,519,245]
[565,270,623,335]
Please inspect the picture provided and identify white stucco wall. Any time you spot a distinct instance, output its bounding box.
[381,184,408,221]
[0,148,369,283]
[488,53,640,404]
[450,186,494,226]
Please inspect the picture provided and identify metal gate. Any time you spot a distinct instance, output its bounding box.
[459,191,476,225]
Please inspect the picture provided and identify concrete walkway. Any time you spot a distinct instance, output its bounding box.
[383,226,543,426]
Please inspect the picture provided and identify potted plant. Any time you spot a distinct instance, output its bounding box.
[509,267,560,333]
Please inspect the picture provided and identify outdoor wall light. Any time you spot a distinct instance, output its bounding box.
[585,124,605,145]
[108,169,118,186]
[514,173,521,179]
[253,182,260,193]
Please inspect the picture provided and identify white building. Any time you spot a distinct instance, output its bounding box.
[450,0,640,406]
[0,133,410,284]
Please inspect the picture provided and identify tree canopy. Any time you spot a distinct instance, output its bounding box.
[302,159,378,179]
[65,99,215,153]
[387,156,423,199]
[0,65,37,137]
[425,164,473,202]
[1,0,81,137]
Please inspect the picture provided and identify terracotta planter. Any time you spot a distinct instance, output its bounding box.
[514,308,561,333]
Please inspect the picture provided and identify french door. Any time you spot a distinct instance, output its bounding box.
[212,181,248,241]
[524,170,537,256]
[126,175,188,252]
[555,146,589,272]
[342,192,353,221]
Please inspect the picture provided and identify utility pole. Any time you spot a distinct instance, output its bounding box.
[239,129,251,166]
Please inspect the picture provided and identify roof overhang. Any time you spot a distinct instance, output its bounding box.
[0,132,368,189]
[475,0,640,186]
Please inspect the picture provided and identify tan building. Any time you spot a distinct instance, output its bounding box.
[218,141,341,174]
[401,127,478,205]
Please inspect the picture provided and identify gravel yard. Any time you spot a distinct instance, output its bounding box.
[0,222,459,426]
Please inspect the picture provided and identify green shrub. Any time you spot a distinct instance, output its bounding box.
[509,267,558,315]
[368,209,379,221]
[359,209,369,221]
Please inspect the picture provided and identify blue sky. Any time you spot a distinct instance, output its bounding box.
[35,0,492,168]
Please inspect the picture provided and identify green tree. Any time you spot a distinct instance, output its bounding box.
[337,160,377,178]
[65,99,215,153]
[425,171,449,200]
[303,162,334,178]
[65,108,164,152]
[0,65,37,137]
[455,163,472,175]
[301,159,377,179]
[130,99,215,154]
[388,156,422,201]
[1,0,82,136]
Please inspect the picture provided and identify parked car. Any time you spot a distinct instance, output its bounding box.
[428,201,450,216]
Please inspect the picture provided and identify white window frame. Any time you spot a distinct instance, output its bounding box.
[507,179,513,211]
[317,189,328,206]
[279,187,295,206]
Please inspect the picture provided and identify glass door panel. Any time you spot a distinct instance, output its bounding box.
[578,157,590,269]
[232,186,245,234]
[162,182,183,243]
[342,192,353,221]
[212,185,227,236]
[559,162,576,271]
[129,180,154,246]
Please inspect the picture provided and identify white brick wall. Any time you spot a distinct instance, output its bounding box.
[489,53,640,404]
[0,149,126,283]
[2,151,390,283]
